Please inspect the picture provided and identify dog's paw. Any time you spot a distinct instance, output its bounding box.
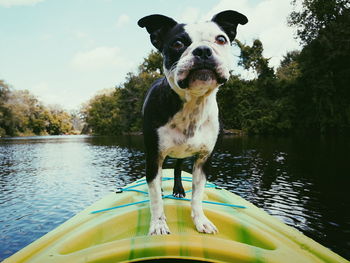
[193,215,218,234]
[172,191,186,198]
[148,218,171,235]
[173,186,186,198]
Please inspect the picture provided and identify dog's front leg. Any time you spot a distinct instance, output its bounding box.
[146,154,170,235]
[191,157,218,234]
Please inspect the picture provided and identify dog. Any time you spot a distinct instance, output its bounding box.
[138,10,248,235]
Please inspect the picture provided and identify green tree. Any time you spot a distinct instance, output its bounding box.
[84,90,122,135]
[138,50,163,75]
[118,71,161,133]
[235,39,275,80]
[0,84,74,136]
[6,90,42,135]
[288,0,349,45]
[45,105,74,135]
[217,75,248,130]
[0,80,14,136]
[288,1,350,133]
[224,39,294,134]
[276,50,301,81]
[83,51,162,135]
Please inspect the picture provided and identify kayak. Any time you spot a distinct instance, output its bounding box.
[3,169,348,263]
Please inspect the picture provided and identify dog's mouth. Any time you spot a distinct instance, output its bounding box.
[178,64,227,89]
[188,69,216,83]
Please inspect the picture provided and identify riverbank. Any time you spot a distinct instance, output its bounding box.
[80,128,246,137]
[0,130,82,138]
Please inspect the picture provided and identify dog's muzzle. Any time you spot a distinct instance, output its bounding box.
[177,46,228,89]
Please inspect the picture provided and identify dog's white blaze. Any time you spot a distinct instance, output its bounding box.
[157,89,219,159]
[164,21,234,100]
[181,21,233,79]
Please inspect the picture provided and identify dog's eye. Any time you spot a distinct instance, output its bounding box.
[172,40,185,50]
[215,35,227,45]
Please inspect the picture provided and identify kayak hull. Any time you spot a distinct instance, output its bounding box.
[3,169,348,263]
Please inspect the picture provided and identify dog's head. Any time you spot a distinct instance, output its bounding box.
[138,10,248,97]
[138,10,248,98]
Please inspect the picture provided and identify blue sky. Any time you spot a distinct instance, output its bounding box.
[0,0,300,110]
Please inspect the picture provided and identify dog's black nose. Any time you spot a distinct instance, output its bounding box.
[192,46,213,60]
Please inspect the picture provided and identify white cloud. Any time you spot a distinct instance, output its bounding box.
[116,14,130,28]
[30,81,66,108]
[179,7,201,23]
[71,46,128,71]
[203,0,300,69]
[202,0,252,21]
[66,46,135,109]
[0,0,45,7]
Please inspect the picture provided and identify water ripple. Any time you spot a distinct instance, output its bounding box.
[0,135,349,260]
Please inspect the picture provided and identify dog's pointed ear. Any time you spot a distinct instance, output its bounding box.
[211,10,248,43]
[138,15,178,51]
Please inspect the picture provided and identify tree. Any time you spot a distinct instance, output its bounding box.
[288,1,350,133]
[118,71,161,133]
[218,40,295,134]
[45,105,74,135]
[0,84,74,136]
[6,90,41,135]
[0,80,14,136]
[288,0,350,45]
[235,39,275,80]
[84,90,122,135]
[138,50,163,75]
[276,50,301,81]
[83,51,162,135]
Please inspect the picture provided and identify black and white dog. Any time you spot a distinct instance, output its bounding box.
[138,10,248,235]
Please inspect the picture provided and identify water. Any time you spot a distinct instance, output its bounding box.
[0,135,349,260]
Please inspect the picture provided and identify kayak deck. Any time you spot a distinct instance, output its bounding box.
[3,169,348,263]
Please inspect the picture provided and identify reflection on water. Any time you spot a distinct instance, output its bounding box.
[0,135,349,260]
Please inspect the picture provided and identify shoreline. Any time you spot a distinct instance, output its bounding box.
[1,129,246,139]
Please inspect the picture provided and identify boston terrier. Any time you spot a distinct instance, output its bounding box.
[138,10,248,235]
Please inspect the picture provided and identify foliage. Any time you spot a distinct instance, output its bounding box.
[218,43,295,135]
[83,53,162,135]
[276,51,301,81]
[80,0,350,135]
[2,0,349,137]
[82,90,122,135]
[292,8,350,133]
[288,0,350,45]
[138,50,164,75]
[0,82,74,137]
[235,39,274,80]
[0,80,13,136]
[118,71,161,132]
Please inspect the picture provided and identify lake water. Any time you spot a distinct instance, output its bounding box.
[0,135,349,261]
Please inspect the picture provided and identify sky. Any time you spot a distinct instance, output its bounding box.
[0,0,301,111]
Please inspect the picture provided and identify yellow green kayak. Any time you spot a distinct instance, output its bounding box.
[3,169,348,263]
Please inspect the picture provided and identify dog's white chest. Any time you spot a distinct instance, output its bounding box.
[157,92,219,159]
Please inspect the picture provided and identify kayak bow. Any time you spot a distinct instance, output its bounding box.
[3,169,348,263]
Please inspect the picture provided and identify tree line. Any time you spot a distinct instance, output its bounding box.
[82,0,350,135]
[1,0,349,137]
[0,81,80,137]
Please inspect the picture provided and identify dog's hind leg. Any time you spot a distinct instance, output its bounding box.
[146,153,170,235]
[191,155,218,234]
[173,158,186,198]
